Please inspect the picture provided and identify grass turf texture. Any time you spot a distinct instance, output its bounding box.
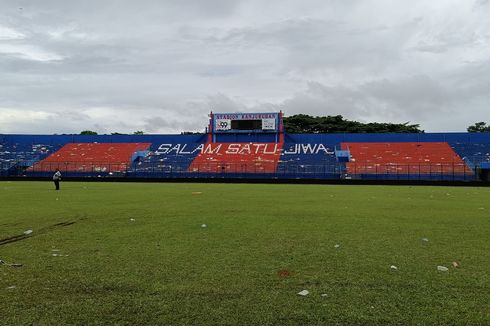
[1,182,489,325]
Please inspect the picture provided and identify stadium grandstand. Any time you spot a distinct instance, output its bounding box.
[1,112,490,182]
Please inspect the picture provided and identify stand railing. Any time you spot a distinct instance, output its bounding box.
[0,160,482,181]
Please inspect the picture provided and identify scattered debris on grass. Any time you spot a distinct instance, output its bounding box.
[51,249,60,252]
[421,237,429,242]
[437,266,449,272]
[23,229,33,235]
[321,293,328,297]
[297,290,309,296]
[201,224,207,228]
[452,261,460,268]
[6,286,16,290]
[0,259,22,268]
[334,244,340,248]
[390,265,398,271]
[52,253,69,257]
[192,192,203,195]
[130,218,135,222]
[277,270,290,278]
[478,207,485,210]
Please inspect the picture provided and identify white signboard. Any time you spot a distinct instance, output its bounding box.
[262,118,276,130]
[215,119,231,131]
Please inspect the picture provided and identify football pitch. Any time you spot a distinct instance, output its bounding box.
[1,181,489,325]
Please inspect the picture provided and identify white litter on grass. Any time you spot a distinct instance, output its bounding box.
[437,266,449,272]
[321,293,328,297]
[56,198,59,201]
[334,244,340,248]
[422,238,429,242]
[478,207,485,210]
[390,265,398,271]
[130,218,135,222]
[23,229,33,235]
[6,286,16,289]
[297,290,309,296]
[201,224,207,228]
[51,249,60,252]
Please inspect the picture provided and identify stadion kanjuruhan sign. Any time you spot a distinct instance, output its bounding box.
[213,112,279,132]
[213,113,278,120]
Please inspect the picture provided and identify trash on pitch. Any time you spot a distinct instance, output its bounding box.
[192,192,203,195]
[130,218,135,222]
[23,229,33,235]
[0,259,22,267]
[52,253,69,257]
[334,244,340,248]
[201,224,207,228]
[390,265,398,271]
[297,290,309,296]
[437,266,449,272]
[6,286,16,290]
[421,237,429,242]
[277,270,290,278]
[321,293,328,297]
[452,261,460,268]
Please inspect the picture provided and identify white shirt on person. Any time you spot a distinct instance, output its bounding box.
[53,171,61,181]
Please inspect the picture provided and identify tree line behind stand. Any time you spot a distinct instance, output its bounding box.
[283,115,422,133]
[78,117,490,135]
[283,116,490,133]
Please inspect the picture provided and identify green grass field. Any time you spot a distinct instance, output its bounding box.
[1,181,489,325]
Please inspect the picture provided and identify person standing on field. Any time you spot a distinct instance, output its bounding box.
[53,168,61,190]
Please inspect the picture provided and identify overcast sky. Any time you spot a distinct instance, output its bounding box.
[1,0,489,134]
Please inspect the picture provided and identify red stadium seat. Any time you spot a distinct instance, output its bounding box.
[188,142,283,173]
[341,142,473,175]
[30,143,151,172]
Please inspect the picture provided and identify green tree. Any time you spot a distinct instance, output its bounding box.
[467,122,490,132]
[283,114,423,133]
[80,130,98,135]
